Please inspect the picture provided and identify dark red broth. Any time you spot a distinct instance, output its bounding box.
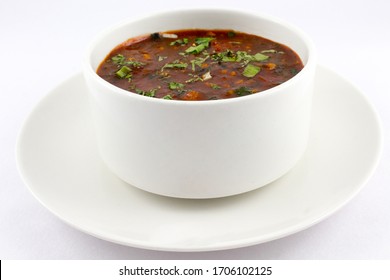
[97,29,304,101]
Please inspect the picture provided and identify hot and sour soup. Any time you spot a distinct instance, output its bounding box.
[97,29,304,101]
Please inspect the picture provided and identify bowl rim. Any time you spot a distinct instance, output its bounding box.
[83,7,317,106]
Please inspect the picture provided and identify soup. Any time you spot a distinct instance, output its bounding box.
[97,29,304,100]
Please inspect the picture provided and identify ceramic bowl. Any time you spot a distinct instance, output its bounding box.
[83,8,317,198]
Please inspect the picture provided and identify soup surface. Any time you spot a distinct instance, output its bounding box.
[97,29,304,100]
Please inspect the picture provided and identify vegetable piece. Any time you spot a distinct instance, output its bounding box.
[185,44,207,54]
[135,88,157,97]
[253,53,269,61]
[185,37,214,54]
[185,74,203,83]
[290,68,299,75]
[115,66,131,78]
[261,49,277,53]
[243,64,261,78]
[190,55,209,71]
[234,86,253,96]
[170,38,189,46]
[111,54,126,65]
[162,94,173,100]
[212,50,236,62]
[264,63,276,70]
[212,50,268,64]
[201,71,212,81]
[162,60,188,70]
[195,37,214,45]
[183,90,201,100]
[168,82,185,91]
[150,32,161,40]
[111,54,145,68]
[125,60,145,68]
[227,31,236,38]
[162,33,178,39]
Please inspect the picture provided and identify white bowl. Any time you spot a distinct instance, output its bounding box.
[83,8,317,199]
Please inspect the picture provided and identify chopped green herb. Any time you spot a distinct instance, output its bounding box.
[212,50,268,64]
[168,82,185,91]
[111,54,145,68]
[170,38,189,46]
[190,55,209,71]
[135,88,157,97]
[158,56,168,61]
[261,49,285,54]
[253,53,269,61]
[185,37,214,54]
[212,50,236,62]
[227,31,236,38]
[162,94,173,100]
[243,64,261,78]
[222,52,237,62]
[290,68,299,75]
[185,44,207,55]
[210,83,221,89]
[162,60,188,70]
[111,54,125,65]
[237,51,269,63]
[115,66,131,78]
[234,86,253,96]
[185,74,203,83]
[125,60,145,68]
[235,51,252,62]
[261,49,276,53]
[195,37,214,45]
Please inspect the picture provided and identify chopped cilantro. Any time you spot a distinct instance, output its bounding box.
[162,94,173,100]
[201,71,212,81]
[162,60,188,70]
[127,61,145,68]
[185,37,214,54]
[234,86,253,96]
[168,82,185,91]
[190,55,209,71]
[185,44,207,55]
[212,50,268,64]
[195,37,214,45]
[212,50,236,62]
[290,68,299,75]
[253,53,269,61]
[170,38,189,46]
[111,54,145,68]
[115,66,131,78]
[227,31,236,38]
[261,49,277,53]
[135,88,157,97]
[111,54,125,65]
[185,74,203,83]
[243,64,261,78]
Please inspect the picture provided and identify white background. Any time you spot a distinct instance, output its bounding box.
[1,0,389,259]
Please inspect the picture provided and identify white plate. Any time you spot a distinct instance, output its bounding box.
[16,65,383,252]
